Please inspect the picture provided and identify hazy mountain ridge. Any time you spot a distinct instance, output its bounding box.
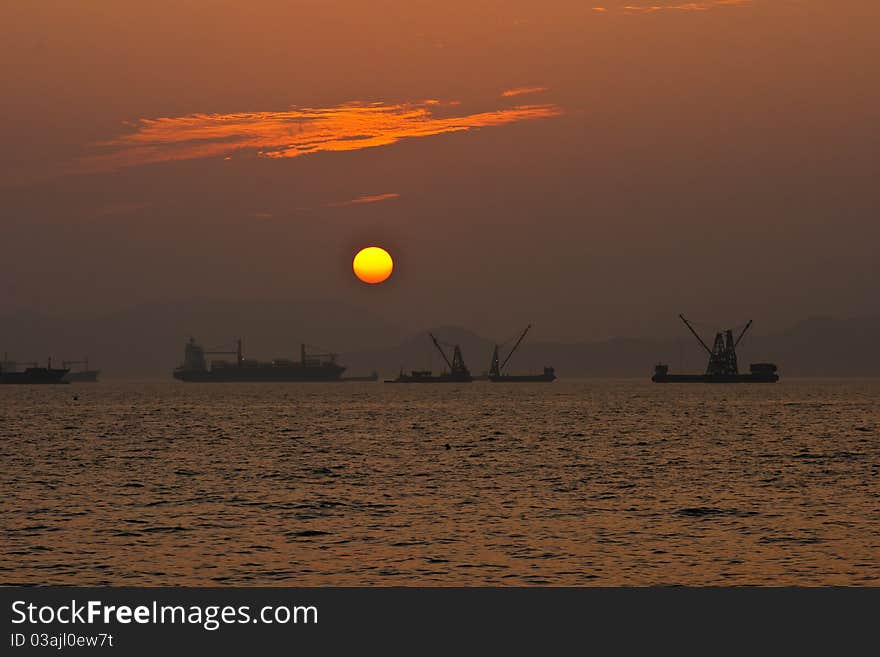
[345,319,880,379]
[1,307,877,378]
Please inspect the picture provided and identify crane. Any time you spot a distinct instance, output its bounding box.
[499,324,532,373]
[429,333,454,371]
[679,314,712,355]
[678,315,753,376]
[429,333,470,377]
[734,320,753,347]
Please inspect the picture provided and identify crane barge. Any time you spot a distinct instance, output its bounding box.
[652,315,779,383]
[384,333,473,383]
[488,325,556,382]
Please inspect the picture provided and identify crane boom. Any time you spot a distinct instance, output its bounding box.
[500,324,531,372]
[679,314,713,355]
[429,333,454,370]
[734,320,753,347]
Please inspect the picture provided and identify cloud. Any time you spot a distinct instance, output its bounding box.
[325,193,401,208]
[80,99,562,174]
[502,87,548,98]
[593,0,751,13]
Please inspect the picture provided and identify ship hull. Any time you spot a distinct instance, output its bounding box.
[341,374,379,382]
[63,370,100,383]
[384,376,473,383]
[652,373,779,383]
[489,374,556,382]
[174,366,345,382]
[0,368,70,384]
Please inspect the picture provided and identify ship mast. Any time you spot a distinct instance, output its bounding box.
[451,345,468,375]
[489,345,500,377]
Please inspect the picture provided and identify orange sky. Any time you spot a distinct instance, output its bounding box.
[1,0,878,341]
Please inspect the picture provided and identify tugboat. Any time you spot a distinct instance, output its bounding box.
[173,338,346,382]
[385,333,473,383]
[0,356,69,384]
[488,325,556,382]
[652,315,779,383]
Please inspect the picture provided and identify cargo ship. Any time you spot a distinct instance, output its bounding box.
[173,338,346,382]
[652,315,779,383]
[488,325,556,382]
[62,358,100,383]
[1,357,69,385]
[384,333,473,383]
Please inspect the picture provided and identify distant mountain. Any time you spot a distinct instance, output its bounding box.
[748,315,880,377]
[1,309,877,378]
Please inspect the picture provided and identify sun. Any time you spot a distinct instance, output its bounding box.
[353,246,393,284]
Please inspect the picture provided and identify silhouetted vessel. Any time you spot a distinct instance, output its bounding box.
[0,357,69,385]
[384,333,473,383]
[342,371,379,382]
[652,315,779,383]
[173,338,346,382]
[488,325,556,382]
[62,358,100,383]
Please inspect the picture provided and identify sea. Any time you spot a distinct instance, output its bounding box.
[1,379,878,586]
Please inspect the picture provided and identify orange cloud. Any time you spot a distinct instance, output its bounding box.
[325,193,401,208]
[502,87,548,98]
[593,0,751,12]
[81,100,562,173]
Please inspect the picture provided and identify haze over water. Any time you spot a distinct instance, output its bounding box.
[2,380,877,585]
